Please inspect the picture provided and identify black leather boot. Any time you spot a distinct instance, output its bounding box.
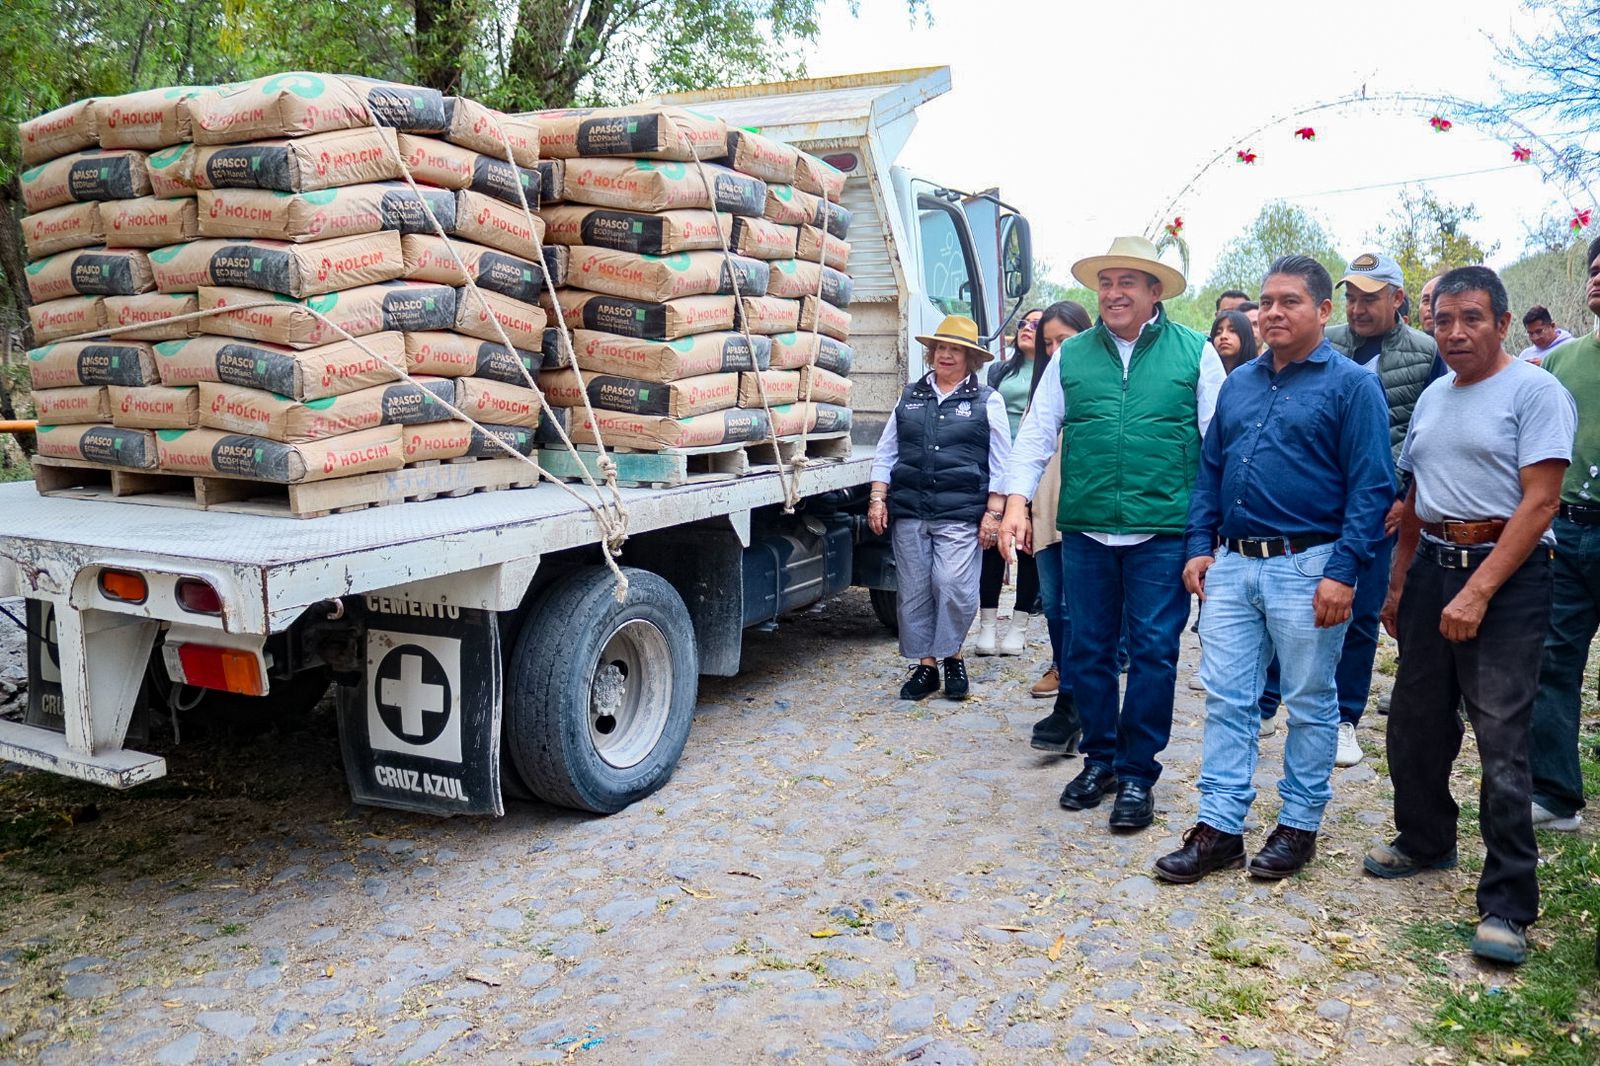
[1153,823,1246,884]
[1030,692,1081,753]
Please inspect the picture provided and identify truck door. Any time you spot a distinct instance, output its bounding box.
[909,180,991,360]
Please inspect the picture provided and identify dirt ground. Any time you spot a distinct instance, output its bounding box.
[0,589,1564,1065]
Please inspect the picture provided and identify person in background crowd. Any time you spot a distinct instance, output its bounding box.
[1419,274,1443,335]
[1001,235,1226,831]
[1237,301,1264,350]
[1156,256,1391,885]
[1216,290,1251,313]
[1368,266,1574,967]
[1526,238,1600,834]
[975,308,1045,656]
[1209,309,1259,375]
[869,315,1012,701]
[1517,305,1574,365]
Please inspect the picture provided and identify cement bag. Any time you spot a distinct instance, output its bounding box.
[146,143,201,198]
[198,182,457,241]
[543,244,570,288]
[738,370,801,408]
[28,340,158,389]
[402,235,544,303]
[810,401,852,434]
[767,259,853,307]
[402,420,539,463]
[341,76,450,133]
[403,331,543,386]
[454,377,543,428]
[765,184,851,238]
[536,160,564,203]
[192,127,401,192]
[20,150,151,212]
[97,87,206,150]
[105,196,199,248]
[573,330,769,381]
[541,205,723,255]
[34,385,109,424]
[25,247,155,302]
[536,406,570,443]
[768,400,852,437]
[456,288,549,350]
[454,189,546,259]
[184,73,371,144]
[23,202,104,259]
[151,239,235,293]
[200,377,454,442]
[719,130,798,185]
[397,134,541,208]
[110,385,200,429]
[572,407,770,450]
[155,425,403,482]
[105,292,201,341]
[550,290,736,340]
[443,97,539,166]
[29,295,107,344]
[800,364,853,406]
[155,332,407,399]
[36,423,157,469]
[531,105,726,161]
[561,158,765,216]
[796,224,850,271]
[541,368,739,418]
[567,247,766,303]
[794,152,847,202]
[20,100,100,166]
[800,295,851,341]
[198,281,456,348]
[771,331,853,376]
[723,215,798,260]
[735,295,800,336]
[184,233,406,297]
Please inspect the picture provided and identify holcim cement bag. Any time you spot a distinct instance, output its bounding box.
[146,143,201,198]
[28,340,158,389]
[342,76,450,133]
[536,159,564,203]
[198,182,457,242]
[810,401,852,434]
[176,233,406,298]
[150,239,235,293]
[199,377,454,442]
[402,235,544,303]
[104,196,199,248]
[25,247,155,302]
[184,73,372,145]
[796,224,850,271]
[794,152,847,202]
[199,281,456,348]
[560,158,765,215]
[738,370,801,408]
[20,150,151,212]
[29,295,107,345]
[771,332,853,375]
[573,330,768,381]
[455,287,548,350]
[105,292,201,341]
[454,377,543,428]
[800,365,853,406]
[567,246,767,304]
[573,407,770,450]
[37,423,157,468]
[530,105,726,161]
[23,202,104,259]
[454,189,546,258]
[110,384,200,429]
[155,425,404,482]
[543,244,570,287]
[97,87,206,150]
[765,185,851,238]
[723,215,798,260]
[766,259,852,307]
[550,290,735,340]
[719,129,799,185]
[396,134,541,208]
[541,205,723,255]
[401,420,538,463]
[403,331,542,386]
[735,295,800,336]
[34,385,110,424]
[443,98,539,166]
[155,332,407,399]
[770,401,851,436]
[541,369,738,418]
[192,127,402,192]
[20,100,100,165]
[800,295,851,341]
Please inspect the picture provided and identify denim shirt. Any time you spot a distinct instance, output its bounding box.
[1185,339,1394,586]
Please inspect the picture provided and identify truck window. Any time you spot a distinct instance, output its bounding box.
[917,196,981,327]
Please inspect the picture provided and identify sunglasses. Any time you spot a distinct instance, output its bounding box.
[1018,319,1040,331]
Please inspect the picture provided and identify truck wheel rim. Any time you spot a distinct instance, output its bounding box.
[589,619,672,770]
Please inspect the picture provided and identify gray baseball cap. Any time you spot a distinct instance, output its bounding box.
[1338,252,1405,294]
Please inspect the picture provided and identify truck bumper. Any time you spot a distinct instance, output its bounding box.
[0,719,165,788]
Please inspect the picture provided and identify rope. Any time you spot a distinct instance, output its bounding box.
[791,193,840,473]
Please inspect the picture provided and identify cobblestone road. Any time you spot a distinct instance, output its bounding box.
[0,590,1503,1064]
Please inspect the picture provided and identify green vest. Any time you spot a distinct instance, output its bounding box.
[1056,310,1205,534]
[1325,321,1439,463]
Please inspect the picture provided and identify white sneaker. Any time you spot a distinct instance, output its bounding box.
[1259,715,1279,737]
[1335,721,1363,767]
[1531,801,1583,832]
[999,612,1030,655]
[975,608,997,655]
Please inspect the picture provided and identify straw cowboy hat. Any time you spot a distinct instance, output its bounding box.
[914,314,995,364]
[1071,235,1187,298]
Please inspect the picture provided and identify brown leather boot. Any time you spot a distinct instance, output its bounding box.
[1153,823,1245,884]
[1247,825,1317,879]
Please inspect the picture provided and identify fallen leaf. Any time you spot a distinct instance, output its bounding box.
[679,885,712,898]
[1047,934,1065,961]
[989,925,1028,933]
[1502,1041,1533,1059]
[323,965,335,978]
[810,928,842,938]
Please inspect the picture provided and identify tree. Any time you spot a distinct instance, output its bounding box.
[1206,201,1345,298]
[1368,186,1497,303]
[1487,1,1600,182]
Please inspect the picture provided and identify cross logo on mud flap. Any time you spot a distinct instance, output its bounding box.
[38,603,61,686]
[366,631,463,763]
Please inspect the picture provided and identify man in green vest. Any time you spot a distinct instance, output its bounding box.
[1000,235,1226,831]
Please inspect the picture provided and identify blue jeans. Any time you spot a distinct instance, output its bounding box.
[1258,534,1392,725]
[1197,543,1350,834]
[1530,516,1599,819]
[1035,543,1068,684]
[1061,534,1189,785]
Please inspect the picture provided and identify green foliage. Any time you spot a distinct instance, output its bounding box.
[1205,201,1345,298]
[1368,186,1497,306]
[1501,229,1598,351]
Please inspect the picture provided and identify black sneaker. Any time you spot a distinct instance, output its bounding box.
[898,664,941,701]
[942,657,969,700]
[1031,692,1082,753]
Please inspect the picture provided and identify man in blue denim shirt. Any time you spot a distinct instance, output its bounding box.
[1155,255,1392,884]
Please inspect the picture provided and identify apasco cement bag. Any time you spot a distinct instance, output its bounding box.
[799,364,852,406]
[155,425,404,482]
[33,385,109,424]
[25,247,155,303]
[199,377,454,442]
[764,184,851,238]
[572,330,769,382]
[796,224,850,271]
[771,331,853,376]
[560,158,765,216]
[799,295,851,341]
[767,260,853,307]
[550,290,736,341]
[719,129,798,185]
[110,384,200,429]
[20,99,100,165]
[192,128,402,193]
[541,205,724,256]
[402,420,539,463]
[723,215,798,260]
[20,150,151,212]
[155,332,407,400]
[146,143,202,198]
[105,196,199,248]
[530,105,725,161]
[23,202,104,259]
[540,368,738,418]
[573,407,771,450]
[36,423,157,469]
[397,135,541,208]
[567,247,767,304]
[443,97,539,166]
[768,400,852,437]
[28,340,158,389]
[199,281,456,348]
[404,331,545,385]
[156,233,405,298]
[402,235,544,304]
[96,87,207,150]
[198,182,457,242]
[185,73,447,145]
[794,152,847,202]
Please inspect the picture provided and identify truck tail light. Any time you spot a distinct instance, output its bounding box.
[175,578,223,615]
[172,643,266,696]
[99,568,148,604]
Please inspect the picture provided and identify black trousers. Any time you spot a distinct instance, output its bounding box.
[1388,549,1551,925]
[979,546,1039,611]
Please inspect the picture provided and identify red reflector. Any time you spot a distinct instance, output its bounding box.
[176,578,223,614]
[822,152,858,175]
[175,644,265,696]
[99,568,148,604]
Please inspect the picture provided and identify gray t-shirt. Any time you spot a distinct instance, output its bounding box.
[1398,358,1576,545]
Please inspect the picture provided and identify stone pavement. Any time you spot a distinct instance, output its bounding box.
[0,590,1491,1064]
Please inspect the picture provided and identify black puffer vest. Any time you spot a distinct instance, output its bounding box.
[889,373,995,524]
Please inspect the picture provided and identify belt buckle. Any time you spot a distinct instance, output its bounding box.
[1250,539,1272,559]
[1458,549,1470,569]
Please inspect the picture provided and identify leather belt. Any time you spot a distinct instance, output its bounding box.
[1223,533,1337,559]
[1559,502,1600,526]
[1420,519,1507,545]
[1417,540,1554,570]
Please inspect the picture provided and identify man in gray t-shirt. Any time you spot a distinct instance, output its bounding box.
[1368,266,1574,968]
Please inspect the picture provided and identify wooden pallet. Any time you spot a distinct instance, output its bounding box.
[745,431,853,468]
[32,454,539,518]
[539,432,853,489]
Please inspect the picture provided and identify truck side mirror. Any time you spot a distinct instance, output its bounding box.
[1001,214,1033,301]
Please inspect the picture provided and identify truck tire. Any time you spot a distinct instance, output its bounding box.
[870,588,899,635]
[504,566,698,814]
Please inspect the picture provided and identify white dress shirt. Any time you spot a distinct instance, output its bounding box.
[1000,314,1227,546]
[871,371,1012,491]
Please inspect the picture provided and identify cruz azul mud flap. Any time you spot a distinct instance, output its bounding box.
[24,599,66,732]
[337,596,503,816]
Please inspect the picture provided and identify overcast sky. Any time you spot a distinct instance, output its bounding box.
[809,0,1593,289]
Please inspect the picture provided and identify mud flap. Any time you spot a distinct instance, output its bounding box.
[24,599,65,732]
[336,597,503,817]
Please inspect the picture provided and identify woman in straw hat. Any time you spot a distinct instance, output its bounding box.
[868,314,1013,701]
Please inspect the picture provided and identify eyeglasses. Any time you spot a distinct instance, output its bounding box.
[1018,319,1040,331]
